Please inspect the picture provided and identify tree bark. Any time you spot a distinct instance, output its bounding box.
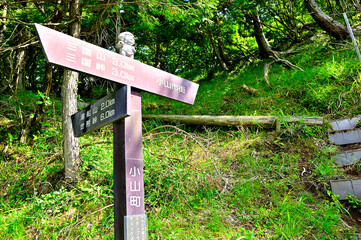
[248,9,303,86]
[155,40,161,69]
[29,63,53,134]
[0,4,7,37]
[143,114,324,128]
[217,36,232,66]
[14,48,27,92]
[208,32,228,70]
[249,10,275,59]
[305,0,349,39]
[13,28,29,92]
[63,0,81,182]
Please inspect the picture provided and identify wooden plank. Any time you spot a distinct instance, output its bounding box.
[329,129,361,145]
[330,179,355,200]
[330,117,360,131]
[333,149,361,165]
[330,179,361,200]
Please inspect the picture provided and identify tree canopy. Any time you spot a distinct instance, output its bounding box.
[1,0,360,139]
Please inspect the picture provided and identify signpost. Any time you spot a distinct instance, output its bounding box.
[34,24,199,240]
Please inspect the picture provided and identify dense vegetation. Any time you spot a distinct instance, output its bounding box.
[2,0,361,239]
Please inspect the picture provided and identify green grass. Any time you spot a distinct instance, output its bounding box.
[1,36,361,239]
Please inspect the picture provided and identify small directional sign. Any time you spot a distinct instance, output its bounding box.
[71,86,129,137]
[34,23,199,105]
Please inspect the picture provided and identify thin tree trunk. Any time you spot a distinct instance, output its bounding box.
[208,32,228,70]
[217,36,231,66]
[0,3,7,37]
[0,6,8,93]
[14,48,27,92]
[214,17,232,67]
[248,9,303,86]
[249,10,277,59]
[21,63,53,143]
[63,0,81,182]
[155,40,161,69]
[305,0,349,39]
[13,28,29,92]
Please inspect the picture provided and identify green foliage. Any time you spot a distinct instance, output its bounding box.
[143,37,361,119]
[2,0,361,239]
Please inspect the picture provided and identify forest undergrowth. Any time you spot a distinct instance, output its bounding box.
[2,36,361,239]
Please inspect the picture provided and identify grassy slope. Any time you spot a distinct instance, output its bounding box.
[143,35,361,119]
[1,36,361,239]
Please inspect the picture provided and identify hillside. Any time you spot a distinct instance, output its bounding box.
[142,34,361,119]
[1,34,361,239]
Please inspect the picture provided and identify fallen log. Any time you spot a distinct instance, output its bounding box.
[241,84,258,95]
[143,115,324,128]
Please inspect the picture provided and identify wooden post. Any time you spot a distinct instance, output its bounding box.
[35,24,198,240]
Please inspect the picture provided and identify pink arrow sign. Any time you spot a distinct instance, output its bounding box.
[34,23,199,105]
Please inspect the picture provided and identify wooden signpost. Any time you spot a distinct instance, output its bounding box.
[71,86,129,137]
[34,23,199,239]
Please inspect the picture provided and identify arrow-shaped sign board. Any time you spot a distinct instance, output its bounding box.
[71,86,129,137]
[34,23,199,105]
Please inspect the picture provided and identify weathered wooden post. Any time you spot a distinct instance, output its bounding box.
[34,23,199,239]
[113,31,146,239]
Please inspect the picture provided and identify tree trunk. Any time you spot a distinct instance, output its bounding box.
[29,63,53,133]
[248,10,277,59]
[14,49,27,92]
[214,17,232,67]
[13,27,29,92]
[208,32,228,70]
[143,114,324,128]
[155,40,161,69]
[305,0,349,39]
[0,3,7,39]
[217,36,232,67]
[63,0,81,183]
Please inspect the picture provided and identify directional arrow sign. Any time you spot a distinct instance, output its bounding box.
[71,86,129,137]
[34,23,199,105]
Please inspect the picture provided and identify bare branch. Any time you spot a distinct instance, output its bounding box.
[2,17,76,26]
[0,37,39,53]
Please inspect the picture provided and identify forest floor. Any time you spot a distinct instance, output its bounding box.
[1,35,361,239]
